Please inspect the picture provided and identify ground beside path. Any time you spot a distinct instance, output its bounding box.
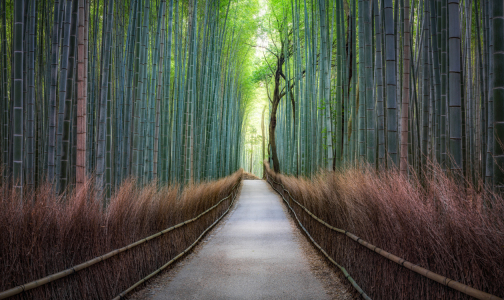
[130,180,353,300]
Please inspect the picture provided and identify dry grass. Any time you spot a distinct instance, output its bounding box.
[0,169,242,300]
[265,163,504,299]
[242,171,261,180]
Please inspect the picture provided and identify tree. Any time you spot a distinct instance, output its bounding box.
[257,7,293,173]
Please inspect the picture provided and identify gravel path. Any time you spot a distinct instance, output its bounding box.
[129,180,353,300]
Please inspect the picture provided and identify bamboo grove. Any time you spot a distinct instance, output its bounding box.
[0,0,257,202]
[261,0,504,191]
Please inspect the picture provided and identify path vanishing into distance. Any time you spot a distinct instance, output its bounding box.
[131,180,351,300]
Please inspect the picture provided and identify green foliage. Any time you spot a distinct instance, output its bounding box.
[0,0,260,203]
[250,0,497,192]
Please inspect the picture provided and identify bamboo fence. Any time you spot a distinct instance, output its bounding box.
[0,179,242,300]
[266,173,502,300]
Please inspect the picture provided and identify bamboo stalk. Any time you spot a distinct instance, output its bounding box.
[12,0,24,196]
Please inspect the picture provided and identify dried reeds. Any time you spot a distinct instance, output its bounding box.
[0,169,242,300]
[242,172,261,180]
[265,163,504,299]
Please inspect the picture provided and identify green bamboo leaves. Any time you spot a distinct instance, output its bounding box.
[2,0,503,197]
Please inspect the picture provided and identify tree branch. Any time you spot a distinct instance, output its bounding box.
[279,80,297,99]
[245,42,278,58]
[263,52,276,76]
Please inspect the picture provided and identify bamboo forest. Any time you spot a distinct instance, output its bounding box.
[1,0,504,299]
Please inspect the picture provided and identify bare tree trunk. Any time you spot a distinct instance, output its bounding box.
[269,49,285,173]
[269,102,280,173]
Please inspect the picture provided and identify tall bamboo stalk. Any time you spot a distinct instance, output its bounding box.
[448,0,462,175]
[385,0,398,167]
[493,0,504,190]
[76,0,87,192]
[27,0,36,190]
[12,0,24,197]
[400,0,411,175]
[96,0,114,200]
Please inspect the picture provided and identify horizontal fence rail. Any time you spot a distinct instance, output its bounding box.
[113,181,241,299]
[266,174,502,300]
[0,179,242,300]
[266,175,371,300]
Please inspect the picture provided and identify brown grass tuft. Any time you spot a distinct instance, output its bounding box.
[242,171,261,180]
[0,169,243,299]
[265,163,504,299]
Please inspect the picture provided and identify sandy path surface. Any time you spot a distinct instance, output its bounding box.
[130,180,352,300]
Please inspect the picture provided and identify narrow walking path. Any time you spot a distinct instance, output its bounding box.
[134,180,336,299]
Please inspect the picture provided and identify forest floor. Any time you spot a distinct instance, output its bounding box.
[128,180,353,300]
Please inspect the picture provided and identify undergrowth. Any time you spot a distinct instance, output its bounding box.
[0,169,242,299]
[242,171,261,180]
[265,163,504,299]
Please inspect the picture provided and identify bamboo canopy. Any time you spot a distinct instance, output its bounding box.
[256,0,504,193]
